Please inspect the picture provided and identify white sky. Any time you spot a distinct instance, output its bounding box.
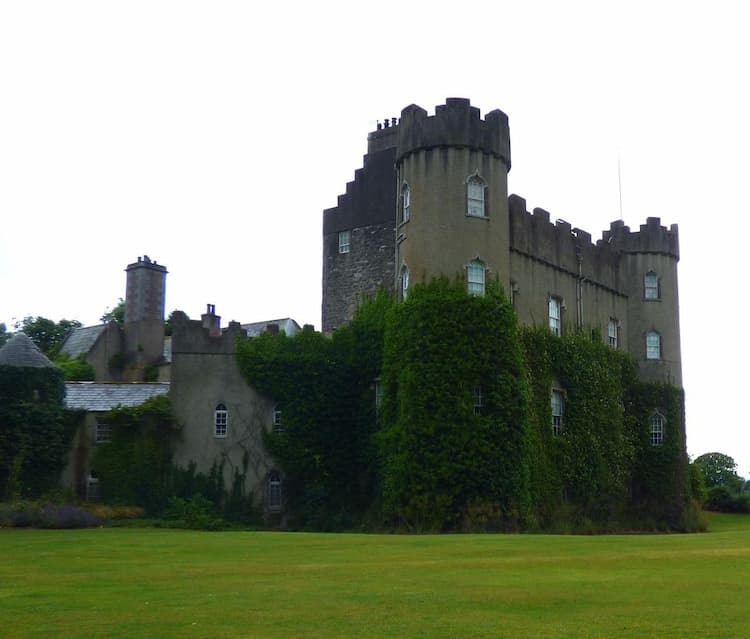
[1,1,748,476]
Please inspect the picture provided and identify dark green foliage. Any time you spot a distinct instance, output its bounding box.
[0,365,75,498]
[0,323,9,348]
[164,494,222,530]
[54,353,95,381]
[15,316,81,358]
[379,279,529,531]
[0,500,102,528]
[236,292,392,529]
[92,395,179,514]
[704,486,750,513]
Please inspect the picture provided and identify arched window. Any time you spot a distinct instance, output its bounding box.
[646,331,661,360]
[466,174,486,217]
[650,412,665,446]
[214,403,228,438]
[467,259,485,296]
[400,265,409,301]
[644,271,660,300]
[401,184,410,223]
[267,471,282,511]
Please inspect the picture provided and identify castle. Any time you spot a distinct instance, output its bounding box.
[35,98,683,522]
[323,98,681,387]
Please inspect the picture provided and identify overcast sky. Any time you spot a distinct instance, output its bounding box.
[1,1,748,476]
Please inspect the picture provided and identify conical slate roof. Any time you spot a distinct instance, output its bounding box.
[0,333,57,368]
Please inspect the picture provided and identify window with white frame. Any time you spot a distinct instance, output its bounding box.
[551,390,564,435]
[338,230,351,254]
[86,472,100,502]
[95,418,112,444]
[650,412,665,446]
[646,331,661,360]
[214,403,228,438]
[644,271,659,300]
[467,174,486,217]
[549,297,562,336]
[467,259,485,296]
[267,471,282,511]
[473,385,483,415]
[401,184,410,223]
[400,265,409,301]
[608,318,618,349]
[273,407,283,433]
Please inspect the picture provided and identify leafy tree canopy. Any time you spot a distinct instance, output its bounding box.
[100,299,125,326]
[0,323,9,348]
[14,316,81,357]
[694,452,743,490]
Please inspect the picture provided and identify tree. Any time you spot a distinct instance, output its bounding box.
[100,299,125,326]
[694,452,743,491]
[15,316,81,357]
[0,323,9,348]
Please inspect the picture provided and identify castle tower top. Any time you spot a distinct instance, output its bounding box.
[396,98,511,169]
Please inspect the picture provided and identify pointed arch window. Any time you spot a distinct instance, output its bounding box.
[646,331,661,360]
[401,183,411,223]
[466,173,487,218]
[400,265,410,301]
[650,412,665,446]
[644,271,660,300]
[467,259,485,296]
[214,403,228,438]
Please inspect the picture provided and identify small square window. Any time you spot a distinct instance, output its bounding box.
[338,230,351,254]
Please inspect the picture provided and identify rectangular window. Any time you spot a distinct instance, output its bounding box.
[467,261,485,296]
[646,332,661,360]
[608,319,618,349]
[374,378,383,414]
[467,177,486,217]
[551,390,564,435]
[402,185,410,223]
[273,408,283,433]
[644,272,659,299]
[95,419,112,444]
[338,230,351,254]
[549,297,562,336]
[473,385,483,415]
[650,414,664,446]
[215,406,228,438]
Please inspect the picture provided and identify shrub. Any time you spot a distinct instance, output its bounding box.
[0,501,102,528]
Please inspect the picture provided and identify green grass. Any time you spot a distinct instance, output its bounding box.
[1,513,749,638]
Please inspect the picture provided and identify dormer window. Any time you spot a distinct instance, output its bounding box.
[466,173,486,218]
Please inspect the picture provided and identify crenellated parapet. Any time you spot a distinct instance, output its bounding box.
[395,98,511,169]
[601,218,679,260]
[171,308,245,357]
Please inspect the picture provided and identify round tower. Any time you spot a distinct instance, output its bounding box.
[394,98,512,297]
[607,218,682,386]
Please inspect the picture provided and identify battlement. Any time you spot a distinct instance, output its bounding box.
[393,98,511,169]
[125,255,167,273]
[170,309,245,356]
[601,218,679,260]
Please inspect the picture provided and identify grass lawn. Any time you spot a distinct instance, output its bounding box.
[1,512,749,639]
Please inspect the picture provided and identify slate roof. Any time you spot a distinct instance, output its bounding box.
[60,324,107,358]
[0,333,57,368]
[65,382,170,412]
[242,318,301,337]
